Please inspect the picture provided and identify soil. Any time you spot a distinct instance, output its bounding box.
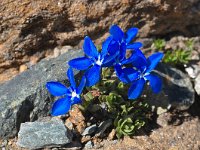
[97,117,200,150]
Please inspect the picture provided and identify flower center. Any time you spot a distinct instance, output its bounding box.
[71,91,79,98]
[139,72,150,80]
[95,55,103,66]
[138,67,149,80]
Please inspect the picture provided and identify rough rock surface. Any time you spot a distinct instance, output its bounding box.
[145,63,195,111]
[195,74,200,95]
[16,117,72,149]
[0,49,83,138]
[95,119,112,137]
[82,124,97,136]
[1,0,200,83]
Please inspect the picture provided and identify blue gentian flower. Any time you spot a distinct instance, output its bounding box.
[103,25,143,67]
[116,51,164,99]
[110,25,142,49]
[69,36,113,87]
[109,24,143,58]
[46,67,86,116]
[106,25,145,82]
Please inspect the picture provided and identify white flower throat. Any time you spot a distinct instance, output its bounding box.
[71,91,79,98]
[95,55,103,66]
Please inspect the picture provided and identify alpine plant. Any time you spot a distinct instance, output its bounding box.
[46,25,164,116]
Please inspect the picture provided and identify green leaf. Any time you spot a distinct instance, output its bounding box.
[153,39,166,50]
[83,92,94,101]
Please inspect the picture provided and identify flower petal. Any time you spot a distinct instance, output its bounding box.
[71,97,82,105]
[128,78,145,99]
[46,81,69,96]
[132,56,147,71]
[118,42,127,60]
[101,36,113,58]
[145,74,162,94]
[83,36,99,58]
[108,40,120,55]
[122,68,139,82]
[115,64,129,83]
[77,76,86,94]
[67,67,76,89]
[109,25,124,41]
[134,48,147,61]
[102,58,116,67]
[146,52,164,73]
[115,64,139,83]
[125,28,139,43]
[131,49,148,71]
[85,65,101,86]
[51,97,71,116]
[121,52,139,65]
[126,42,143,50]
[103,47,120,65]
[68,57,92,70]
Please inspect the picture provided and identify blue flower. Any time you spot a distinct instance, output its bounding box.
[46,67,86,116]
[108,25,143,62]
[110,25,142,49]
[105,25,145,82]
[69,36,113,87]
[116,51,164,99]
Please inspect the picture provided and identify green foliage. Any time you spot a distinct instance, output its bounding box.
[114,117,145,138]
[163,39,193,65]
[99,89,148,138]
[113,100,148,138]
[152,38,193,65]
[115,117,135,138]
[163,49,191,64]
[152,39,166,50]
[185,39,194,51]
[79,92,94,111]
[102,68,114,79]
[104,92,124,112]
[82,68,149,138]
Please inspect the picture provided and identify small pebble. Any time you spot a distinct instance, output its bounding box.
[19,64,28,72]
[108,129,116,140]
[82,124,97,136]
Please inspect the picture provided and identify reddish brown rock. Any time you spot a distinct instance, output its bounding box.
[1,0,200,83]
[108,129,116,141]
[68,105,86,134]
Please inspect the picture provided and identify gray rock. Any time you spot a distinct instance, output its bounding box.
[156,112,171,127]
[0,49,83,138]
[95,119,112,137]
[145,63,195,111]
[17,117,72,149]
[139,38,153,48]
[185,64,200,79]
[64,141,82,150]
[81,124,97,136]
[84,141,93,149]
[195,74,200,95]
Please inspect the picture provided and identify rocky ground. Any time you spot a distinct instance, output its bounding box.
[0,35,199,149]
[1,105,200,150]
